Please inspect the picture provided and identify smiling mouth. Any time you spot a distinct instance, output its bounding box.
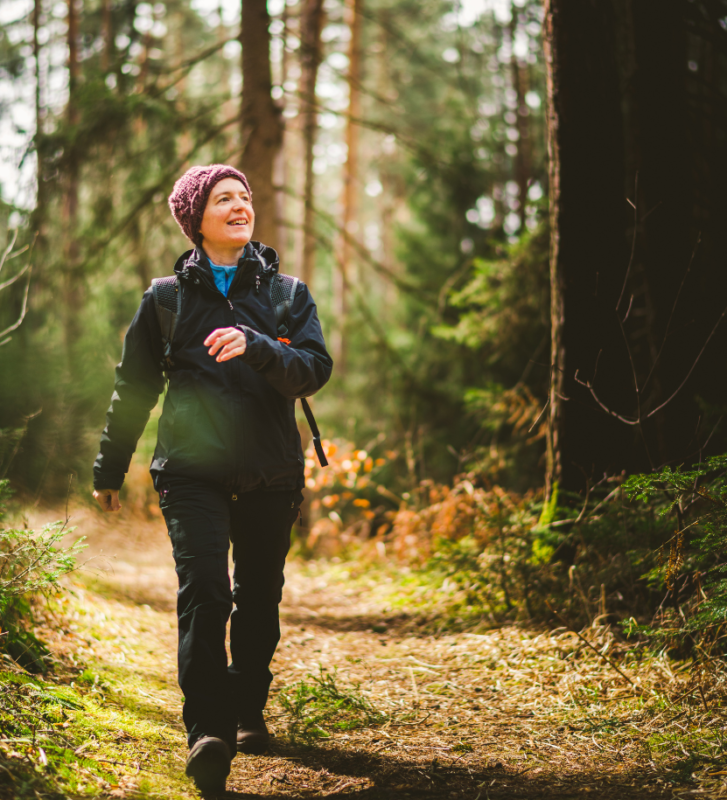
[228,220,248,226]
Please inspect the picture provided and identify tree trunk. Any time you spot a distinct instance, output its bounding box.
[32,0,46,244]
[63,0,82,358]
[543,0,633,498]
[101,0,113,73]
[543,0,727,497]
[240,0,284,251]
[333,0,363,369]
[299,0,325,286]
[509,5,530,230]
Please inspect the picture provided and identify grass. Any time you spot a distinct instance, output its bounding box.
[0,587,192,800]
[277,667,390,745]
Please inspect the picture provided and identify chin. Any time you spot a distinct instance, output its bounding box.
[226,232,252,247]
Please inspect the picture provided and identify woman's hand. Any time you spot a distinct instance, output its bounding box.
[93,489,121,513]
[204,327,247,361]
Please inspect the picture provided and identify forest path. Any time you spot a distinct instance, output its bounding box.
[47,505,678,800]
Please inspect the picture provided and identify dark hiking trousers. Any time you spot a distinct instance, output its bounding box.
[159,479,303,751]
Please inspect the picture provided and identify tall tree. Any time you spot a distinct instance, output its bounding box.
[240,0,284,250]
[543,0,727,497]
[509,4,530,230]
[32,0,46,243]
[299,0,325,286]
[63,0,82,356]
[333,0,363,370]
[101,0,113,73]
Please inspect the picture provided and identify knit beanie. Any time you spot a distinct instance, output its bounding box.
[168,164,252,246]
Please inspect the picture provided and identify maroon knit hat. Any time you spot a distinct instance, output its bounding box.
[168,164,252,246]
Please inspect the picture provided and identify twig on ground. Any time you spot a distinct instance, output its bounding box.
[545,602,640,691]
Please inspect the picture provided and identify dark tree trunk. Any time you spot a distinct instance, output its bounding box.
[240,0,284,251]
[299,0,325,286]
[544,0,727,498]
[543,0,632,498]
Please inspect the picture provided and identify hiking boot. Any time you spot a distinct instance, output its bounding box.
[236,711,270,755]
[185,736,231,795]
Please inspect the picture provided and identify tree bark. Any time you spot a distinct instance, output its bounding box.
[63,0,82,357]
[544,0,727,497]
[333,0,363,369]
[32,0,46,243]
[299,0,325,286]
[509,5,530,230]
[543,0,633,498]
[240,0,284,251]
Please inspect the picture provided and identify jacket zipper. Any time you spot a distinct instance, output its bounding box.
[224,292,246,490]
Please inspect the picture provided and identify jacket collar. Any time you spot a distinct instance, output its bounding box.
[174,241,281,286]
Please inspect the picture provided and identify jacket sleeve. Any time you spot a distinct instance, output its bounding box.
[93,290,166,490]
[238,281,333,399]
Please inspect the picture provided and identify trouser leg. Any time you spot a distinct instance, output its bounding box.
[228,488,302,717]
[160,480,236,751]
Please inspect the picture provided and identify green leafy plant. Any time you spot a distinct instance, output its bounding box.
[0,480,86,671]
[277,667,388,746]
[623,454,727,653]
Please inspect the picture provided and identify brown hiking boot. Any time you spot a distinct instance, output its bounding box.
[185,736,231,796]
[236,711,270,755]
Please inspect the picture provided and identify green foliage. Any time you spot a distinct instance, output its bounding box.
[372,475,675,632]
[277,667,388,746]
[0,480,86,672]
[623,455,727,652]
[387,456,727,651]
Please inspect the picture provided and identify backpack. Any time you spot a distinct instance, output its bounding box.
[151,273,328,467]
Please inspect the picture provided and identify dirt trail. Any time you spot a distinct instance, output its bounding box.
[40,504,679,799]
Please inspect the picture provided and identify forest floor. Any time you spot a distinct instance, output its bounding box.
[3,504,727,799]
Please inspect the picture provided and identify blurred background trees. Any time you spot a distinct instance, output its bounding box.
[0,0,550,501]
[1,0,726,511]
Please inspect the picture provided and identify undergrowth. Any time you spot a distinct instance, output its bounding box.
[0,480,86,672]
[277,667,389,746]
[303,441,727,660]
[0,657,184,799]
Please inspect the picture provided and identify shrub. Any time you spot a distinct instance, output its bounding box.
[0,480,86,671]
[623,454,727,653]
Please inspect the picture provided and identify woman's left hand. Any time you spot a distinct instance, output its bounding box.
[205,327,247,361]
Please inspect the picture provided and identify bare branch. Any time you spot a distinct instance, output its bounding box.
[642,234,701,395]
[621,293,634,324]
[616,174,639,313]
[574,369,639,426]
[644,301,727,421]
[0,229,19,276]
[0,266,32,343]
[528,396,550,434]
[0,262,30,293]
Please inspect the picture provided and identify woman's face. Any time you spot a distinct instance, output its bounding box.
[199,177,255,250]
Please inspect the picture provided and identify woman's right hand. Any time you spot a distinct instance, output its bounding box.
[93,489,121,513]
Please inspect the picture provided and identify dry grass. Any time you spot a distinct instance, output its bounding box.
[2,501,726,798]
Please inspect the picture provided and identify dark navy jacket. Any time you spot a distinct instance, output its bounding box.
[93,242,333,493]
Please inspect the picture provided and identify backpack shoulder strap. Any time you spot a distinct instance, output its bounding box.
[271,273,299,337]
[268,273,328,467]
[151,276,181,370]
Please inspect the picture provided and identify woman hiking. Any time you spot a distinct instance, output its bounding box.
[92,164,333,796]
